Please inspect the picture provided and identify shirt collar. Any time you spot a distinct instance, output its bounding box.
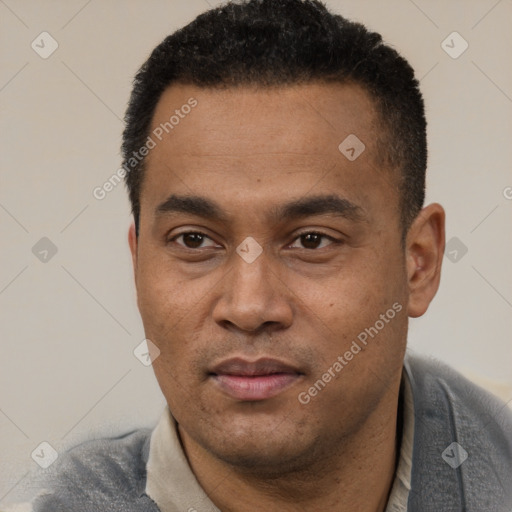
[384,365,414,511]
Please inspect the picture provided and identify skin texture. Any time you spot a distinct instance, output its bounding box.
[129,82,445,511]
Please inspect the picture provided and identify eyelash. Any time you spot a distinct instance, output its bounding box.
[168,231,340,250]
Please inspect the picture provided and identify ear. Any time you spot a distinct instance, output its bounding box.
[405,203,445,318]
[128,223,138,278]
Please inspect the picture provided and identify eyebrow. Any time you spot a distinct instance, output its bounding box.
[273,194,367,223]
[156,194,228,222]
[155,193,367,224]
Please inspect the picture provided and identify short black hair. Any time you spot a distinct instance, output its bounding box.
[122,0,426,235]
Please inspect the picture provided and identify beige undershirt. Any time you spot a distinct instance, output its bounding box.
[145,371,414,512]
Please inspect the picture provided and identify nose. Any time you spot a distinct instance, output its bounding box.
[212,247,293,335]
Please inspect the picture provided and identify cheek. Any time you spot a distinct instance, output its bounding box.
[292,251,408,370]
[296,250,404,320]
[135,254,213,373]
[136,251,196,329]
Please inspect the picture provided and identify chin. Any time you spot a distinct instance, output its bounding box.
[212,442,314,476]
[198,417,320,475]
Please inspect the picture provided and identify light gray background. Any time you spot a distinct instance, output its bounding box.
[1,0,511,505]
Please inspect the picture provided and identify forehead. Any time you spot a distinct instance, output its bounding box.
[148,82,379,161]
[141,82,397,225]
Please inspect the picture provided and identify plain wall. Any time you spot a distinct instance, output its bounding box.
[1,0,511,504]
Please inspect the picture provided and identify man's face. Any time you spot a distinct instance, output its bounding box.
[130,82,411,471]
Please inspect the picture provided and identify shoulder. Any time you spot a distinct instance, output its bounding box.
[405,352,512,433]
[10,428,161,512]
[47,427,152,489]
[405,352,512,510]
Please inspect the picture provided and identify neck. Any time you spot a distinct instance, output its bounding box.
[179,382,402,512]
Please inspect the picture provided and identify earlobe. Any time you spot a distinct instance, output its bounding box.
[405,203,445,318]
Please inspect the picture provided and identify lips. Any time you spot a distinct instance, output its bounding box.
[209,357,303,401]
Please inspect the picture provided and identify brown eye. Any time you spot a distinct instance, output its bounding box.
[171,232,218,249]
[182,233,205,248]
[301,233,322,249]
[290,232,336,250]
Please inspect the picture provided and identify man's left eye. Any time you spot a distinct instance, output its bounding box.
[289,232,337,250]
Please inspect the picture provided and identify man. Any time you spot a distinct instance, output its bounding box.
[8,0,512,510]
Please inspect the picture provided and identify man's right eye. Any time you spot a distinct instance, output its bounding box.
[169,232,219,249]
